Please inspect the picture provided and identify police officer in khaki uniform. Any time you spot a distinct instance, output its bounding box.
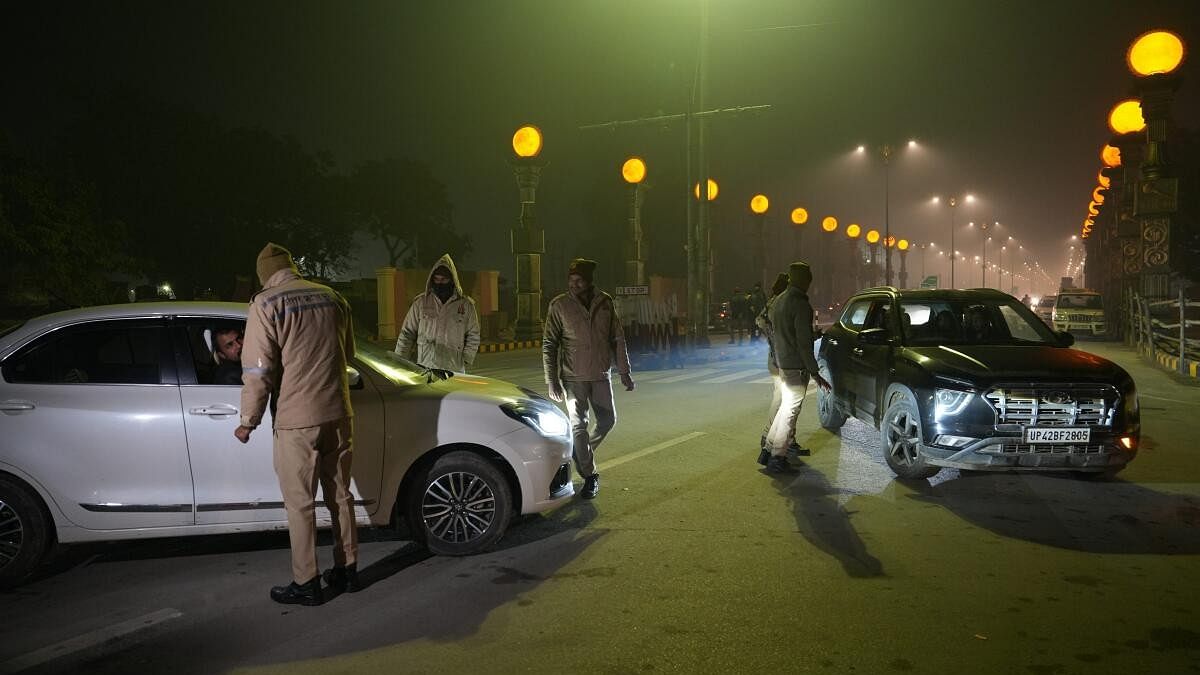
[235,243,360,605]
[542,258,635,499]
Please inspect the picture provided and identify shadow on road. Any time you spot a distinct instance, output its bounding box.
[902,472,1200,554]
[769,462,886,578]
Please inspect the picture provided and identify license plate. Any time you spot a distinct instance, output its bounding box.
[1024,427,1090,444]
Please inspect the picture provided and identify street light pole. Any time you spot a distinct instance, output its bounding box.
[882,144,893,285]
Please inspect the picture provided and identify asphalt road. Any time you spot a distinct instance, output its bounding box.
[2,339,1199,674]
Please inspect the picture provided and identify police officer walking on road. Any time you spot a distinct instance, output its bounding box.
[762,261,831,474]
[395,253,480,372]
[235,243,361,605]
[543,258,635,499]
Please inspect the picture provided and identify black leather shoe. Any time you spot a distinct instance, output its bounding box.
[787,441,811,458]
[270,577,323,606]
[765,456,796,474]
[757,448,770,466]
[581,474,600,499]
[322,564,363,593]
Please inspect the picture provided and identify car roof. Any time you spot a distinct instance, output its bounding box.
[852,287,1014,302]
[0,302,248,356]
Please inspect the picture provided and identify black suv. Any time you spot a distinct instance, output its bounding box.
[815,287,1140,480]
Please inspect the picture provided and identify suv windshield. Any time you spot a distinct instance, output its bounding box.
[353,337,426,386]
[1037,296,1055,308]
[899,298,1059,346]
[1057,293,1103,310]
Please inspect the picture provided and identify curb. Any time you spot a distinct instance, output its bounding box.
[479,340,539,353]
[1138,344,1200,380]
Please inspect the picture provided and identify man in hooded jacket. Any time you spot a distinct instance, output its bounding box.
[762,261,832,474]
[235,243,360,605]
[395,254,481,373]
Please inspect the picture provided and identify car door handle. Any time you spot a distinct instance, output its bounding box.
[0,400,35,411]
[188,404,238,417]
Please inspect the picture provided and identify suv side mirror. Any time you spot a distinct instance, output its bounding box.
[858,327,893,346]
[1056,330,1075,348]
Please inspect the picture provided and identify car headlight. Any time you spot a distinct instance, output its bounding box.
[934,388,973,421]
[501,401,571,439]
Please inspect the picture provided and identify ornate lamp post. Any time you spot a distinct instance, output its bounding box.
[790,207,808,261]
[822,216,838,305]
[897,238,910,288]
[846,223,862,293]
[694,178,719,323]
[510,125,547,340]
[750,193,769,288]
[883,235,896,286]
[865,229,881,287]
[621,156,648,285]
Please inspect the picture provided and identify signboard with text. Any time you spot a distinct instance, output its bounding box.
[920,275,939,289]
[615,285,650,296]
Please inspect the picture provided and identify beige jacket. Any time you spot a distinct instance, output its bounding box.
[240,269,355,430]
[543,290,631,384]
[394,254,480,372]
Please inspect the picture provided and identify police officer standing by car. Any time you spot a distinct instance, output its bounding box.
[235,243,360,606]
[543,258,635,499]
[762,262,831,474]
[394,253,480,372]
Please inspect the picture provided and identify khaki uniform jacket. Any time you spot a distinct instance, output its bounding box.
[394,254,480,372]
[543,290,631,384]
[240,269,355,430]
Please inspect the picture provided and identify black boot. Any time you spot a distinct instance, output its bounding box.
[786,441,811,458]
[757,447,770,466]
[323,564,364,593]
[581,474,600,499]
[765,455,796,474]
[270,576,323,606]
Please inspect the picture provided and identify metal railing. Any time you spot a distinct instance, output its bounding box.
[1127,289,1200,375]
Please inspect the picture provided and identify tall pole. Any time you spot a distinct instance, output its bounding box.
[694,0,712,346]
[949,197,957,289]
[510,158,547,340]
[882,144,893,286]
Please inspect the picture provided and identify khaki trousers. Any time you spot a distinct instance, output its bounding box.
[273,417,358,583]
[765,369,810,456]
[563,379,617,478]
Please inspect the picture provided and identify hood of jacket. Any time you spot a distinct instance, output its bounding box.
[426,253,465,297]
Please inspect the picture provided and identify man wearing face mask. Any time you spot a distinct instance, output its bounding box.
[543,258,635,499]
[762,261,832,474]
[395,254,480,373]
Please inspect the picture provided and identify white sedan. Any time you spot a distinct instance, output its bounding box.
[0,302,573,587]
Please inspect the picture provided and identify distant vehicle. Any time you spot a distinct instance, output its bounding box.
[1053,290,1106,337]
[816,287,1140,481]
[0,302,574,587]
[1035,295,1056,324]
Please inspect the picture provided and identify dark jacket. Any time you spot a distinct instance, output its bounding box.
[768,285,821,373]
[543,290,631,383]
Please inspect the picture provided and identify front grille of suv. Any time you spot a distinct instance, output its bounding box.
[984,385,1118,427]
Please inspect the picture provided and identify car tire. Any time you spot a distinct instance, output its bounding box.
[407,451,513,556]
[880,393,940,480]
[0,476,52,589]
[816,361,847,431]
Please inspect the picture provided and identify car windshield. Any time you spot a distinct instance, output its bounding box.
[1057,293,1103,309]
[353,337,426,386]
[1038,297,1055,307]
[899,298,1059,346]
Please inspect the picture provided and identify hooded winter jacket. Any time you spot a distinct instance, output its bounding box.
[543,290,631,384]
[395,254,481,372]
[239,268,355,430]
[769,284,821,374]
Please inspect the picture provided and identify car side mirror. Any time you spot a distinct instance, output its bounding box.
[858,327,893,345]
[1056,330,1075,348]
[347,366,364,390]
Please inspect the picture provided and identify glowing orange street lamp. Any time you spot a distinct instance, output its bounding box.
[693,178,719,201]
[897,238,911,288]
[1127,30,1186,76]
[749,194,769,286]
[621,157,646,184]
[1092,186,1106,204]
[846,223,861,239]
[1101,144,1122,168]
[822,216,838,233]
[1108,100,1146,135]
[512,125,543,158]
[790,207,808,225]
[865,229,881,286]
[620,156,649,284]
[750,194,769,214]
[865,229,880,244]
[1097,171,1111,189]
[845,224,862,289]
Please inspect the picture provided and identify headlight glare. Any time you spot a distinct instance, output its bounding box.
[934,388,972,421]
[501,401,571,439]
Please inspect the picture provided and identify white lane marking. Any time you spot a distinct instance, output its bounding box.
[650,368,721,384]
[597,432,706,472]
[750,377,775,384]
[1140,393,1197,405]
[700,368,765,384]
[1,608,182,673]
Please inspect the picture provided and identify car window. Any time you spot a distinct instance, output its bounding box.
[998,305,1045,341]
[2,322,170,385]
[1038,297,1055,308]
[1056,294,1103,309]
[840,299,874,330]
[901,298,1057,346]
[178,319,246,385]
[863,300,895,332]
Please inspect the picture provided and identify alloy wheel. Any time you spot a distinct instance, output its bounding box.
[421,471,497,545]
[0,499,24,571]
[885,407,922,467]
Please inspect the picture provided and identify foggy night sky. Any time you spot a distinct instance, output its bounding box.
[3,0,1198,296]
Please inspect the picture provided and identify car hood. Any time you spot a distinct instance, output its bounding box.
[903,345,1127,383]
[431,372,548,404]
